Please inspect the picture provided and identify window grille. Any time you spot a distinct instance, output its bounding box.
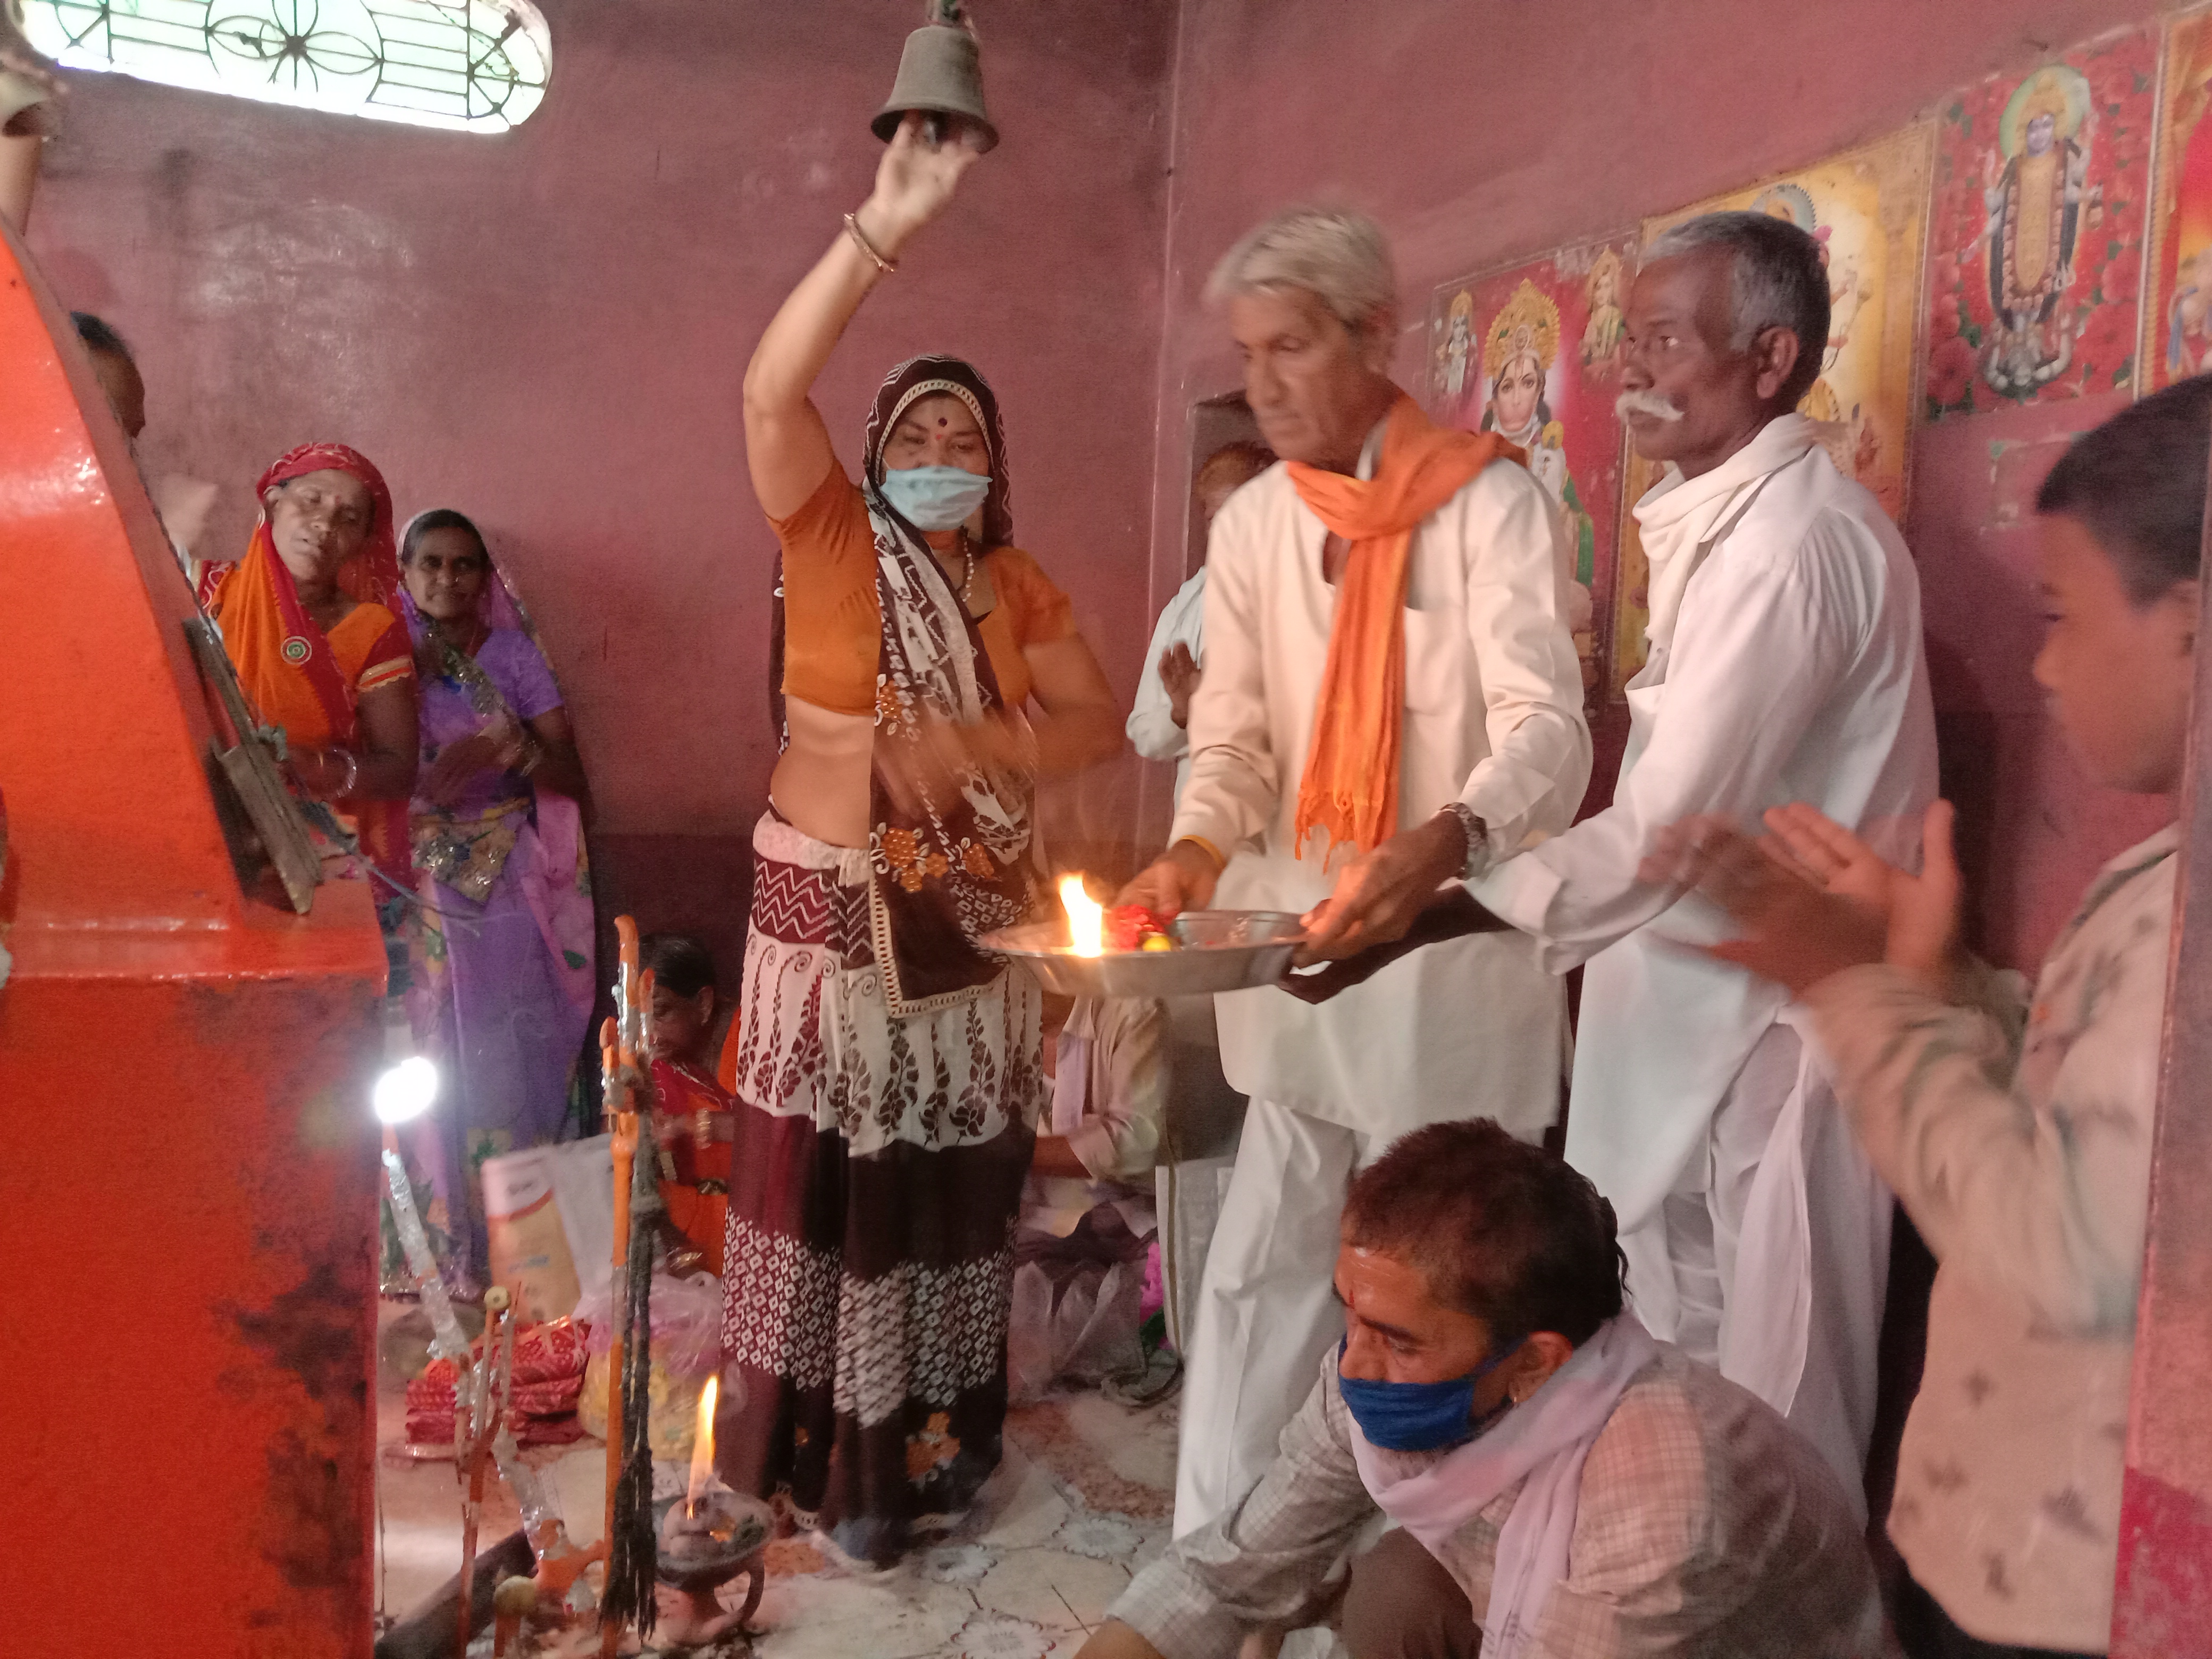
[22,0,549,132]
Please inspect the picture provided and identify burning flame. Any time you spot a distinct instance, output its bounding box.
[1059,874,1103,957]
[685,1375,719,1516]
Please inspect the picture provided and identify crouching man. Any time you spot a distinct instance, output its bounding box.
[1076,1121,1879,1659]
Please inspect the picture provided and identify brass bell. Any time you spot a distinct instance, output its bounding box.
[872,0,998,154]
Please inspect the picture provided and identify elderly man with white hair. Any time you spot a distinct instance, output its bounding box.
[1312,210,1939,1513]
[1121,205,1591,1537]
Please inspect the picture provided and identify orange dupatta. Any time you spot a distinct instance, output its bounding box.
[204,443,414,884]
[1285,395,1523,861]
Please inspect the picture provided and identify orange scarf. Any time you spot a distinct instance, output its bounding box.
[1286,395,1522,860]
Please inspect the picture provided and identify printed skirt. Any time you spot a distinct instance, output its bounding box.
[717,810,1044,1565]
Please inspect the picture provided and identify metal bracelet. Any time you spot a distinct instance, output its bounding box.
[843,211,899,274]
[336,747,360,799]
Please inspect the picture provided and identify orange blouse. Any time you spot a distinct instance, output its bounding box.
[329,602,415,701]
[773,462,1077,717]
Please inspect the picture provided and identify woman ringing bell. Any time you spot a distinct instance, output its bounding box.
[724,111,1122,1566]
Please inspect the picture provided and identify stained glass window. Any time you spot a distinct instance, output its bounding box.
[22,0,550,132]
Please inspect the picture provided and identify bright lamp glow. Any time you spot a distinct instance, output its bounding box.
[373,1056,440,1125]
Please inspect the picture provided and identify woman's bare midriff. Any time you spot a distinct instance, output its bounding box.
[770,694,876,847]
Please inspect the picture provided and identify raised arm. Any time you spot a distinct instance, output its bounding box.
[1,31,61,234]
[742,114,983,519]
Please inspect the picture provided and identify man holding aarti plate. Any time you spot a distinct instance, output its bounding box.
[1119,205,1592,1539]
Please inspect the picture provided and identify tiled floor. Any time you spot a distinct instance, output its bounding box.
[374,1301,1180,1658]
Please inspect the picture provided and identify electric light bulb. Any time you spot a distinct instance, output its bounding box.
[372,1055,440,1125]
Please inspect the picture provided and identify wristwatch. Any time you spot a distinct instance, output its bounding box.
[1444,801,1488,882]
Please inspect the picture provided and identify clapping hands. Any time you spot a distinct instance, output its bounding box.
[1639,799,1964,999]
[420,712,525,808]
[1160,643,1201,729]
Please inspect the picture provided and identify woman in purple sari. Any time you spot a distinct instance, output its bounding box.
[398,509,596,1287]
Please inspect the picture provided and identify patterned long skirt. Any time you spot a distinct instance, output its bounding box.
[717,811,1044,1566]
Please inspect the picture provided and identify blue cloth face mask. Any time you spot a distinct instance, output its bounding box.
[1336,1336,1522,1452]
[878,464,992,532]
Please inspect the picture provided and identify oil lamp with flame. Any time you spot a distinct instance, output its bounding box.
[648,1376,773,1648]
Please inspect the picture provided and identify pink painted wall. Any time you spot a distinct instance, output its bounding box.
[29,0,2189,974]
[26,0,1176,975]
[1148,0,2179,967]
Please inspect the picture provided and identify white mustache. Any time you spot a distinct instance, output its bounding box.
[1614,389,1686,423]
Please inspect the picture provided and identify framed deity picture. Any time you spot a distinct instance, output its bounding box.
[2144,9,2212,395]
[1427,234,1637,708]
[1926,27,2158,417]
[1611,125,1935,696]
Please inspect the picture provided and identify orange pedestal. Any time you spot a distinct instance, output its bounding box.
[0,217,385,1654]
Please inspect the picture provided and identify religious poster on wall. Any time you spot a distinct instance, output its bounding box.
[1925,27,2158,418]
[1610,126,1934,696]
[2144,9,2212,393]
[1427,235,1637,705]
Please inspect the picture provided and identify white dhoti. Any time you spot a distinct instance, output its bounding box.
[1471,422,1938,1522]
[1618,1021,1890,1516]
[1172,1099,1380,1537]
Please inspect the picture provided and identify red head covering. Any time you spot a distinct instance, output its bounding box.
[258,442,400,604]
[206,443,413,887]
[206,442,401,740]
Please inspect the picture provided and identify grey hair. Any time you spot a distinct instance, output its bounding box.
[1206,205,1398,338]
[1643,211,1830,405]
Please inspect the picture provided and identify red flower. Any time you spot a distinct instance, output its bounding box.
[1929,336,1976,407]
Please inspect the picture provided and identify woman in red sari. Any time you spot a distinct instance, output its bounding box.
[204,443,420,960]
[641,932,735,1276]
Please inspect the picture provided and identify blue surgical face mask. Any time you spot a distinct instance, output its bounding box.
[878,464,992,532]
[1336,1336,1522,1452]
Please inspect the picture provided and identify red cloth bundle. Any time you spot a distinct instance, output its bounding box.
[405,1317,590,1449]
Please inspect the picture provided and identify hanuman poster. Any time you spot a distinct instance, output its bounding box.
[1611,126,1933,696]
[1428,235,1637,706]
[1925,26,2158,416]
[2144,8,2212,392]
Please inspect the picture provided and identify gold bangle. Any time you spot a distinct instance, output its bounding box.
[1178,835,1226,874]
[843,212,898,274]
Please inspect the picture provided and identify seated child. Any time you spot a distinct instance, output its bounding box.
[640,932,735,1277]
[1013,995,1171,1400]
[1644,378,2207,1659]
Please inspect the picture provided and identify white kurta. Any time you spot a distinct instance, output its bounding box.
[1472,423,1936,1500]
[1171,446,1593,1141]
[1474,428,1936,1227]
[1168,426,1592,1537]
[1127,568,1208,811]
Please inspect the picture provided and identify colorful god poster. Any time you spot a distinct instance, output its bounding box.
[2144,9,2212,393]
[1428,236,1636,706]
[1611,126,1933,696]
[1926,28,2158,416]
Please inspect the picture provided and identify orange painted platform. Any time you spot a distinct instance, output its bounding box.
[0,214,384,1657]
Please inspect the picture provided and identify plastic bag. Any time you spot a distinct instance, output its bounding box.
[572,1271,724,1454]
[572,1270,721,1378]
